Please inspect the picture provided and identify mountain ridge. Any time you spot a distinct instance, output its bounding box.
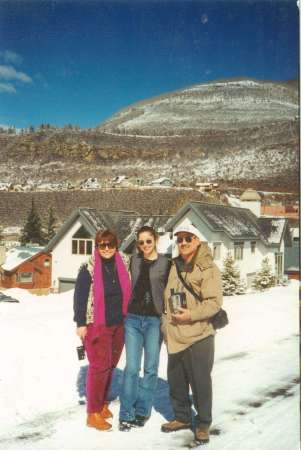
[0,78,298,192]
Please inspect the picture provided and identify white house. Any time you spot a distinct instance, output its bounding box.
[45,208,171,292]
[80,178,100,190]
[149,177,174,187]
[163,201,291,288]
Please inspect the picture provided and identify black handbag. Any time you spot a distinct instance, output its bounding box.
[175,263,229,330]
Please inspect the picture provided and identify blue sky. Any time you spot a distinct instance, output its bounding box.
[0,0,299,129]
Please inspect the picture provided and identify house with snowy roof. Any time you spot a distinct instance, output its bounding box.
[164,200,291,288]
[0,245,52,290]
[45,208,172,292]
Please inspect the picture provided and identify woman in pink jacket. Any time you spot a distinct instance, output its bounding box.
[74,229,131,431]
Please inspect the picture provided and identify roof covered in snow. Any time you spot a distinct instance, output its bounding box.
[165,201,288,246]
[257,217,288,245]
[1,246,44,271]
[45,208,172,253]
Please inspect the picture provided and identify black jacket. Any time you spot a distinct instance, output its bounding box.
[129,253,171,315]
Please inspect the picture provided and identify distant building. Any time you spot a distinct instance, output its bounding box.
[80,178,100,190]
[0,246,52,290]
[196,182,219,192]
[239,188,262,217]
[284,227,299,280]
[149,177,174,187]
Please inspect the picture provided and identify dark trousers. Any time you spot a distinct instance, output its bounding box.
[167,336,214,428]
[85,323,124,413]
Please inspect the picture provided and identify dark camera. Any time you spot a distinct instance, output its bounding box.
[169,289,187,314]
[76,345,86,360]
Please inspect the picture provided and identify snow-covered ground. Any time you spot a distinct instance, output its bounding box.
[0,282,299,450]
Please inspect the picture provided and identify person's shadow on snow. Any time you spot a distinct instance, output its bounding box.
[76,367,174,421]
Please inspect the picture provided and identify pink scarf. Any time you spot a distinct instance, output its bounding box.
[92,248,132,326]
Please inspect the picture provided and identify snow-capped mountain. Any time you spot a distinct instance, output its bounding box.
[98,79,298,136]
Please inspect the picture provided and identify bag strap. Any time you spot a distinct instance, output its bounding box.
[175,262,203,303]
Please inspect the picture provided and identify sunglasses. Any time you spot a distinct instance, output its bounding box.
[97,242,116,250]
[176,236,195,244]
[138,239,153,246]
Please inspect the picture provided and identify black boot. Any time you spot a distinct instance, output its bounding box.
[133,415,148,427]
[119,420,135,432]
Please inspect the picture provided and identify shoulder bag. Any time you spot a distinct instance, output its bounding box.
[175,263,229,330]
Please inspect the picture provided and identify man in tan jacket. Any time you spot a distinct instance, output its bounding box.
[161,221,223,446]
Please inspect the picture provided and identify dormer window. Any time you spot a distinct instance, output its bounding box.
[72,226,93,255]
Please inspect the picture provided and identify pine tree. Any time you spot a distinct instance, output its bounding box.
[222,252,246,296]
[20,199,45,246]
[45,206,56,243]
[252,257,275,291]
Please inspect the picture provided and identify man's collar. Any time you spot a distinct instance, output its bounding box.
[174,245,201,272]
[174,255,194,272]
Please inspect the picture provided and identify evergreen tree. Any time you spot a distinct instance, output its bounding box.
[20,199,44,245]
[45,206,56,243]
[222,252,246,296]
[252,257,275,291]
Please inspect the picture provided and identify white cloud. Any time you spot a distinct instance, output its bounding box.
[0,65,32,83]
[0,82,17,94]
[0,50,23,65]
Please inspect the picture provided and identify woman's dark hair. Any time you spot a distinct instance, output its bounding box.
[136,225,157,240]
[95,229,118,248]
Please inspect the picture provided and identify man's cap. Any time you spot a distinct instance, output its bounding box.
[173,219,202,240]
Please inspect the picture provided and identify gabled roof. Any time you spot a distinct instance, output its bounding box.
[1,246,45,271]
[165,201,288,246]
[45,208,138,251]
[44,208,172,252]
[120,214,172,252]
[257,217,290,246]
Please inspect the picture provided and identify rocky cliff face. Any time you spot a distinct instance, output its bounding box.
[0,79,298,191]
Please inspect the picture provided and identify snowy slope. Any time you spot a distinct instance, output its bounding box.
[99,80,298,136]
[0,282,299,450]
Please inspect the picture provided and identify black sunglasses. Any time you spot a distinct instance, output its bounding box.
[176,236,195,244]
[97,242,116,250]
[138,239,153,246]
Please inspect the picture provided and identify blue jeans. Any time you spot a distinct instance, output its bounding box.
[119,313,161,421]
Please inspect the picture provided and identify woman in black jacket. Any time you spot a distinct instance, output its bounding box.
[119,226,170,431]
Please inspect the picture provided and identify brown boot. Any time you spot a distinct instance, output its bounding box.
[195,427,210,444]
[87,413,112,431]
[100,403,113,419]
[161,419,191,433]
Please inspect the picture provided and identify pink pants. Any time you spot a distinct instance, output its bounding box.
[85,323,124,413]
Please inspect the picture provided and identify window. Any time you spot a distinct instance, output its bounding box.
[79,240,85,255]
[17,272,33,283]
[86,240,92,255]
[275,253,283,282]
[234,242,244,260]
[72,226,93,255]
[72,240,78,254]
[251,241,256,254]
[213,242,221,260]
[44,259,50,267]
[72,239,93,255]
